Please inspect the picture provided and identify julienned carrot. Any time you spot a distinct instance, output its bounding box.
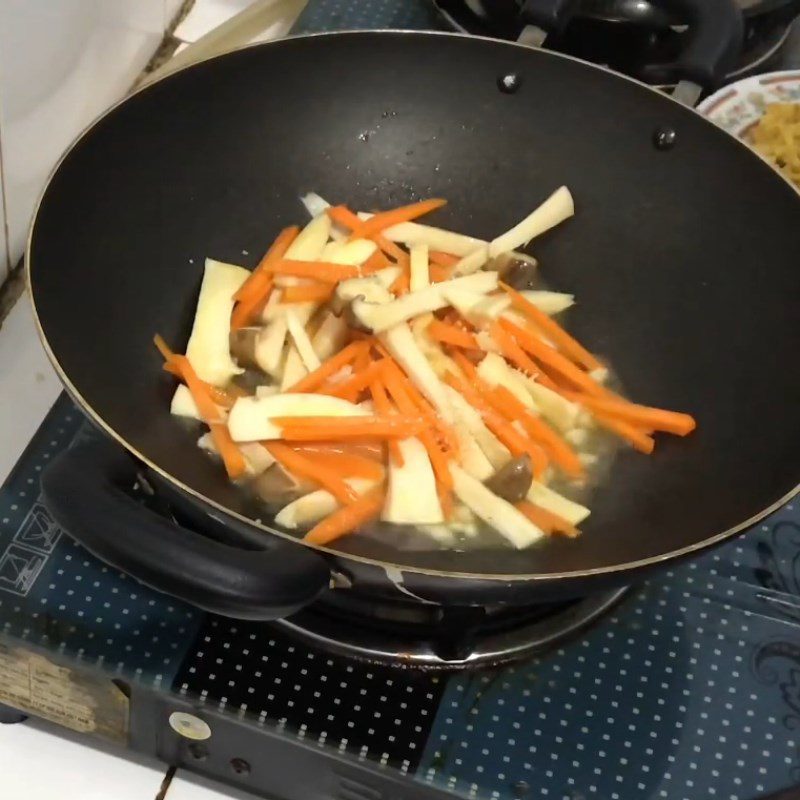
[267,259,359,283]
[274,415,426,441]
[498,317,606,398]
[234,226,299,302]
[289,340,369,393]
[231,276,273,330]
[444,371,548,477]
[304,486,385,545]
[161,360,242,408]
[369,377,404,466]
[362,248,391,274]
[282,283,334,303]
[381,359,459,458]
[563,392,696,437]
[353,344,372,373]
[381,363,453,488]
[487,320,543,381]
[516,501,580,538]
[232,226,298,328]
[304,451,385,481]
[437,480,454,520]
[264,442,358,505]
[378,236,411,269]
[487,385,584,478]
[327,205,410,267]
[324,359,387,401]
[500,282,601,371]
[449,352,549,475]
[449,348,481,382]
[427,319,479,349]
[429,251,460,268]
[391,262,411,295]
[429,264,455,283]
[349,198,447,241]
[154,336,246,479]
[592,412,655,454]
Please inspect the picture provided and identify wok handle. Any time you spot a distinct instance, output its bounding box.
[640,0,744,88]
[520,0,744,89]
[518,0,581,34]
[41,439,331,620]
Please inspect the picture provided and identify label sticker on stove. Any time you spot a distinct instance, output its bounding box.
[0,644,128,743]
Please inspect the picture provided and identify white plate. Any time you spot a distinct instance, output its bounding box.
[697,69,800,138]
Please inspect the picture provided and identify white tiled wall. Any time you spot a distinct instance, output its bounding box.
[0,0,180,282]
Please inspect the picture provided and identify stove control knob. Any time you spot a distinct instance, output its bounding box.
[168,711,211,741]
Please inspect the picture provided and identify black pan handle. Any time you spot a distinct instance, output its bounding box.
[518,0,581,34]
[41,439,331,620]
[639,0,744,88]
[520,0,744,89]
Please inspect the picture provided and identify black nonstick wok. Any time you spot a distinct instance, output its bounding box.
[29,3,800,620]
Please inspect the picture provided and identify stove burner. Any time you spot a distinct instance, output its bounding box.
[276,587,628,669]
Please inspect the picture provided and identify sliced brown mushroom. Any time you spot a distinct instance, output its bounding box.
[229,327,262,370]
[251,464,315,512]
[488,253,539,291]
[484,455,533,503]
[230,368,270,395]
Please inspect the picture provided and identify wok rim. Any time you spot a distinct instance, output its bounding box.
[26,29,800,582]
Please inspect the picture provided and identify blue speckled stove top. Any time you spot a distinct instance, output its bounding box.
[2,398,800,800]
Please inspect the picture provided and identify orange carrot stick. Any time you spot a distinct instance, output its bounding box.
[281,283,334,303]
[449,349,484,388]
[265,442,358,505]
[443,371,548,476]
[369,377,404,466]
[487,385,583,478]
[563,392,696,437]
[266,259,360,282]
[381,359,459,460]
[324,359,387,402]
[429,263,455,283]
[234,226,299,302]
[353,344,372,373]
[382,359,453,486]
[362,248,391,274]
[349,198,446,241]
[591,412,655,454]
[516,501,580,538]
[391,262,411,295]
[327,205,409,267]
[302,451,385,481]
[275,415,426,441]
[427,319,479,350]
[500,281,601,371]
[437,480,454,520]
[498,317,606,397]
[231,275,273,330]
[429,251,460,268]
[304,486,384,546]
[288,340,370,393]
[487,320,543,380]
[154,336,246,480]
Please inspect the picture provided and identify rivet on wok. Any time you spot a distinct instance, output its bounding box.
[498,73,522,93]
[653,126,677,151]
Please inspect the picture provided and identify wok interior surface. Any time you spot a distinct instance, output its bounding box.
[29,32,800,578]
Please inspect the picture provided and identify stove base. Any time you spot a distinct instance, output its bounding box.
[276,587,629,669]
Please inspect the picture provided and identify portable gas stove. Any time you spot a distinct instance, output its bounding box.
[2,3,800,799]
[3,399,800,800]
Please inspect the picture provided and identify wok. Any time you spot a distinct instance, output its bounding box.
[28,3,800,619]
